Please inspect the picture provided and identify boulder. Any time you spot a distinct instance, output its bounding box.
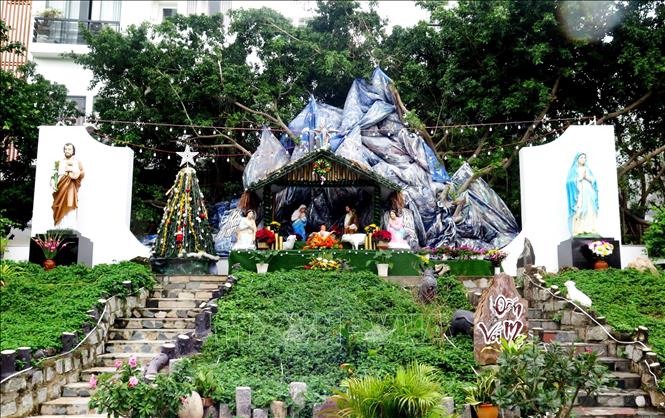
[178,391,204,418]
[627,256,659,275]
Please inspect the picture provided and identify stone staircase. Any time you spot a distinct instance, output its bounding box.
[523,269,665,418]
[30,275,226,417]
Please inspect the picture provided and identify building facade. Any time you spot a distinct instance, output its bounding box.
[25,0,231,115]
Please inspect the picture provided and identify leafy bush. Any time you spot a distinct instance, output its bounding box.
[644,206,665,258]
[0,261,155,351]
[494,337,610,417]
[193,270,475,412]
[332,362,446,418]
[90,357,193,418]
[546,268,665,363]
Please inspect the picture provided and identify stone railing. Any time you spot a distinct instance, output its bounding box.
[0,289,149,417]
[522,265,664,410]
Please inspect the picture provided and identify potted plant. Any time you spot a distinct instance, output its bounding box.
[255,228,276,250]
[32,231,70,270]
[465,369,498,418]
[484,249,508,274]
[193,369,217,408]
[245,250,277,273]
[35,8,62,39]
[588,240,613,270]
[371,229,392,250]
[365,250,394,277]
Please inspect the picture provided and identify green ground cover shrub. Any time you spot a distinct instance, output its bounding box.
[546,268,665,362]
[0,261,154,352]
[193,270,475,413]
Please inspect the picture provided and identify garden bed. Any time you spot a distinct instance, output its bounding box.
[546,268,665,362]
[0,261,155,352]
[192,270,475,412]
[229,250,493,276]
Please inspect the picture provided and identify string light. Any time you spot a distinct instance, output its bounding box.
[155,126,159,131]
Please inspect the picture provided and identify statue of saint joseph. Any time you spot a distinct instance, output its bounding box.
[51,143,85,229]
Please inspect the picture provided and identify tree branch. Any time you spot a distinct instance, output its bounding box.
[457,160,507,194]
[596,90,653,125]
[234,101,299,142]
[468,131,489,162]
[618,144,665,177]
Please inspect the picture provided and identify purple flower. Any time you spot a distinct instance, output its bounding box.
[114,359,123,369]
[128,356,137,368]
[128,376,139,388]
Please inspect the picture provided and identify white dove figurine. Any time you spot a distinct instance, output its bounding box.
[564,280,592,308]
[282,235,297,250]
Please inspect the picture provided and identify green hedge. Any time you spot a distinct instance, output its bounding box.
[546,268,665,363]
[193,270,475,412]
[0,261,155,352]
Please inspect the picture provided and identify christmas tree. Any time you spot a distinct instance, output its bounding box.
[153,146,214,258]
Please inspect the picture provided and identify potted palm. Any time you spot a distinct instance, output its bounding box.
[465,370,498,418]
[193,369,217,408]
[245,250,277,274]
[365,250,394,277]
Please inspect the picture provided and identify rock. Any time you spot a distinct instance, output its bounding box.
[441,397,455,414]
[418,268,437,304]
[203,405,218,418]
[288,381,307,408]
[312,397,338,417]
[155,311,167,318]
[270,401,287,418]
[447,310,474,337]
[218,403,232,418]
[178,391,204,418]
[236,387,251,418]
[627,256,659,275]
[516,237,535,268]
[473,273,528,365]
[252,408,268,418]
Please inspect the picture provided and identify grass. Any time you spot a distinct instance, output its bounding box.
[546,268,665,362]
[0,261,154,352]
[192,270,475,412]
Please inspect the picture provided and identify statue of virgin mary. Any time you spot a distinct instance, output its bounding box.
[566,153,599,236]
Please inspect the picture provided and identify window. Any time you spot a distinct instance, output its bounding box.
[67,96,86,114]
[162,8,177,20]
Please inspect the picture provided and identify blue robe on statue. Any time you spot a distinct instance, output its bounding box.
[566,152,599,236]
[291,205,308,240]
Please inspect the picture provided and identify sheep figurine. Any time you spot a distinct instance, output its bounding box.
[564,280,592,308]
[282,235,297,250]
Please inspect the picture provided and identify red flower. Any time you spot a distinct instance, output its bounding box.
[372,230,392,242]
[256,228,276,244]
[199,213,207,219]
[303,265,312,270]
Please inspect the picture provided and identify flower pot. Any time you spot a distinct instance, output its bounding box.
[376,263,389,277]
[43,259,56,270]
[475,403,499,418]
[201,397,214,408]
[257,242,270,250]
[376,241,389,250]
[256,263,269,274]
[594,259,609,270]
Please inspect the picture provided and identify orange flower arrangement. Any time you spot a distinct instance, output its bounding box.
[303,234,342,250]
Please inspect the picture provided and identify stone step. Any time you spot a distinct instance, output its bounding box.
[62,382,96,398]
[528,318,560,330]
[609,371,642,390]
[156,275,227,286]
[577,389,651,408]
[96,353,155,368]
[80,367,117,382]
[40,397,94,415]
[560,342,610,356]
[105,340,171,354]
[572,406,665,418]
[129,308,202,319]
[109,328,193,341]
[147,298,207,309]
[598,357,632,372]
[150,289,215,299]
[541,329,579,343]
[117,316,196,329]
[153,281,223,291]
